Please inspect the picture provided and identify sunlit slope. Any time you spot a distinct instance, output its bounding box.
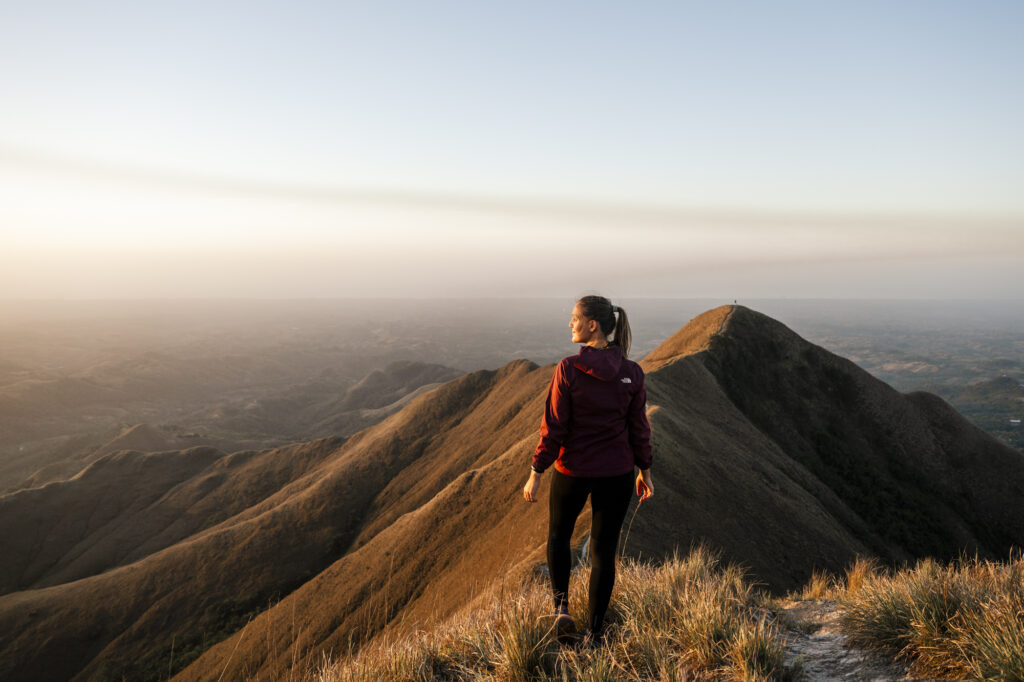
[0,361,549,682]
[0,438,336,596]
[2,305,1022,682]
[173,361,557,681]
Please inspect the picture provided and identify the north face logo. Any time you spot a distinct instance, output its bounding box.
[621,377,632,384]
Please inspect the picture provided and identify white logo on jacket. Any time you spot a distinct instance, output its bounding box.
[621,377,632,383]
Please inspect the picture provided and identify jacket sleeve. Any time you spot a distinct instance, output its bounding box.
[532,359,573,472]
[627,370,653,470]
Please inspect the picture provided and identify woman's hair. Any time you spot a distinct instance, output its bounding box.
[577,295,632,358]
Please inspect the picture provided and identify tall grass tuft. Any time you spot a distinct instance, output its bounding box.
[491,595,557,680]
[842,556,878,597]
[837,553,1024,679]
[726,616,789,682]
[798,569,833,601]
[314,546,798,681]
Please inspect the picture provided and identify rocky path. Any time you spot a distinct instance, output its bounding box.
[779,600,938,682]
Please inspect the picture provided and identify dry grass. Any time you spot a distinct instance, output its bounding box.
[797,570,834,601]
[833,553,1024,680]
[312,546,797,681]
[842,556,879,597]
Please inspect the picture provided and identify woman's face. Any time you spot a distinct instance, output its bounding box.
[570,303,598,344]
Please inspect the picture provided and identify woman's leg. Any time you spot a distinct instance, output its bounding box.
[586,471,634,633]
[547,470,590,611]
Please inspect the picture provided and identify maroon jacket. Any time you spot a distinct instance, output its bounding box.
[533,345,652,477]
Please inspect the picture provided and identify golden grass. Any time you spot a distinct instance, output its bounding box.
[797,569,834,601]
[792,557,876,602]
[826,553,1024,680]
[313,546,796,681]
[842,556,879,597]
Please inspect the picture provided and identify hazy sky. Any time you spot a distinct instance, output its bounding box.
[1,1,1022,299]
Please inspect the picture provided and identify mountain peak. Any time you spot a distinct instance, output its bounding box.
[641,304,735,370]
[642,305,807,372]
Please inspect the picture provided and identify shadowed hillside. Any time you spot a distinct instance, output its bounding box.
[694,306,1024,558]
[1,305,1022,681]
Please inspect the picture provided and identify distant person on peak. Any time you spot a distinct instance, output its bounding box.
[522,294,653,646]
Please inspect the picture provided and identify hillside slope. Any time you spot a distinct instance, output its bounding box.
[2,306,1022,682]
[0,362,547,681]
[692,306,1024,558]
[176,306,1024,681]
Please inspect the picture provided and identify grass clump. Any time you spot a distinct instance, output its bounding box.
[314,546,796,681]
[797,569,834,601]
[726,617,791,682]
[836,553,1024,680]
[842,556,878,597]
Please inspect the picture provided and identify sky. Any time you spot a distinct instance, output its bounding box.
[1,1,1022,299]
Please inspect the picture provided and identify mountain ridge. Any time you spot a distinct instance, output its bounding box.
[1,305,1022,681]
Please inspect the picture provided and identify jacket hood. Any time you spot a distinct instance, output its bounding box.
[573,345,624,381]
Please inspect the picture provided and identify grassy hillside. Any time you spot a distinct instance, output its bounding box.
[316,546,794,682]
[304,549,1024,682]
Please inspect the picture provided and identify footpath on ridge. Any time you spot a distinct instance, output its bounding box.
[780,600,938,682]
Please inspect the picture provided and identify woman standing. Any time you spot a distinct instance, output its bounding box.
[522,295,653,645]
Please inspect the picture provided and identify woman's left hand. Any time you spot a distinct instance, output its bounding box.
[523,471,542,502]
[636,469,653,501]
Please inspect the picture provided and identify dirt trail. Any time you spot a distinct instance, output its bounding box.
[716,306,736,335]
[780,600,938,682]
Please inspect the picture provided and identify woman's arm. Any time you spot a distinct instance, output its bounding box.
[523,359,572,502]
[627,372,652,471]
[531,358,573,473]
[629,370,653,499]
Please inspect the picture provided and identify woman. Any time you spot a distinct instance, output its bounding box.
[522,295,653,645]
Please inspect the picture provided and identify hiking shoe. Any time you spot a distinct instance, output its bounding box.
[554,612,577,643]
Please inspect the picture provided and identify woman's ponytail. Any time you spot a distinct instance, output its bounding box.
[613,306,632,358]
[577,295,632,358]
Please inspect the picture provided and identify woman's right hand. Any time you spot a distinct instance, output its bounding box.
[636,469,653,501]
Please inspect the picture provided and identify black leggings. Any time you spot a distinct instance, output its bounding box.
[547,469,634,633]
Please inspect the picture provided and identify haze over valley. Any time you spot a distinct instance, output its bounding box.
[3,298,1020,496]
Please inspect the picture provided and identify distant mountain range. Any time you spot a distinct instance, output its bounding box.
[1,305,1021,681]
[0,360,461,493]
